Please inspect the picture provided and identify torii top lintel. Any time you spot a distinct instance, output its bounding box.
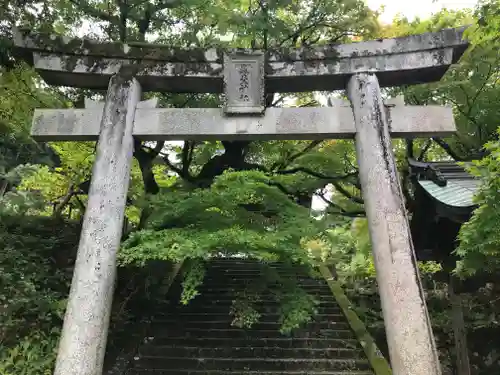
[13,27,468,93]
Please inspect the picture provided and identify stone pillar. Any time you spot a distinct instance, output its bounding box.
[54,72,140,375]
[347,73,442,375]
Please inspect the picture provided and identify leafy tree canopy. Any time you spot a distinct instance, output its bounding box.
[4,1,500,374]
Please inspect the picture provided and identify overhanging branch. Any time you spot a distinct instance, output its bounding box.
[317,193,365,218]
[277,167,356,182]
[271,140,322,170]
[69,0,120,23]
[432,137,464,161]
[330,181,363,205]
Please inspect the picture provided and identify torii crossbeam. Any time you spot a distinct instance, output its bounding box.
[14,27,469,375]
[31,100,455,141]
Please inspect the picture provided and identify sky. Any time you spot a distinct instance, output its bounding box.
[367,0,478,23]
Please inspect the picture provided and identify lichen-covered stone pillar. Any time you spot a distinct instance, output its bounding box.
[54,72,140,375]
[347,73,442,375]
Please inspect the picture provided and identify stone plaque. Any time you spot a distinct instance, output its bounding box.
[223,52,265,115]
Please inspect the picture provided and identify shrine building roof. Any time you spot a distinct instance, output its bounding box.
[408,158,478,214]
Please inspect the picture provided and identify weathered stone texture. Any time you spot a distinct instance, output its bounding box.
[14,27,468,92]
[223,52,265,114]
[120,259,377,374]
[349,73,442,375]
[31,103,455,141]
[53,74,142,375]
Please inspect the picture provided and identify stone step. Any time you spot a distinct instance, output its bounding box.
[193,284,333,298]
[205,261,312,269]
[200,279,328,290]
[138,337,361,349]
[167,298,340,308]
[202,272,321,279]
[162,304,342,315]
[202,268,288,273]
[147,327,355,340]
[199,272,325,279]
[202,273,324,280]
[129,370,374,375]
[152,312,346,322]
[184,296,337,304]
[206,262,288,266]
[149,320,351,331]
[138,346,364,359]
[195,286,333,295]
[130,357,371,372]
[119,260,373,375]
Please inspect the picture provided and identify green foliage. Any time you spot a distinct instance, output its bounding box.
[0,190,46,217]
[0,217,78,374]
[456,131,500,276]
[120,169,323,265]
[180,260,206,305]
[4,1,500,373]
[228,265,319,333]
[230,290,262,329]
[0,66,63,192]
[0,164,38,187]
[380,9,500,164]
[318,219,376,282]
[466,0,500,44]
[0,333,60,375]
[0,65,65,137]
[377,9,473,38]
[120,169,325,332]
[277,287,319,335]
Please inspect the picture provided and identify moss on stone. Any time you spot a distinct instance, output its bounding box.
[318,265,393,375]
[19,32,225,62]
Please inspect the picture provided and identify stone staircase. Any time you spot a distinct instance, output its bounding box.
[125,259,375,375]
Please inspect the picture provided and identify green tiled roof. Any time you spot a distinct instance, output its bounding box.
[418,179,479,208]
[408,159,479,209]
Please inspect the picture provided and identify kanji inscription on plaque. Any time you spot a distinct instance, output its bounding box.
[223,52,265,115]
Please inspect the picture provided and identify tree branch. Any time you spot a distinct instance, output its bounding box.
[272,140,322,170]
[74,195,86,212]
[276,167,356,181]
[116,0,128,42]
[281,141,322,168]
[317,193,365,218]
[134,140,160,194]
[330,181,364,205]
[417,139,433,161]
[69,0,120,24]
[406,139,414,159]
[153,0,183,12]
[432,137,464,161]
[136,3,153,41]
[187,142,196,169]
[271,96,285,107]
[53,185,75,218]
[162,154,186,176]
[152,141,165,155]
[444,94,481,128]
[181,141,195,176]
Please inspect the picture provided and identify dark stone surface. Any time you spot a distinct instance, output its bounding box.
[13,27,469,93]
[114,259,374,375]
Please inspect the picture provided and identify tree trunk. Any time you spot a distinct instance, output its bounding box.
[449,276,471,375]
[0,179,8,197]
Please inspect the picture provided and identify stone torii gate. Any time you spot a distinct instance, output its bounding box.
[14,27,468,375]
